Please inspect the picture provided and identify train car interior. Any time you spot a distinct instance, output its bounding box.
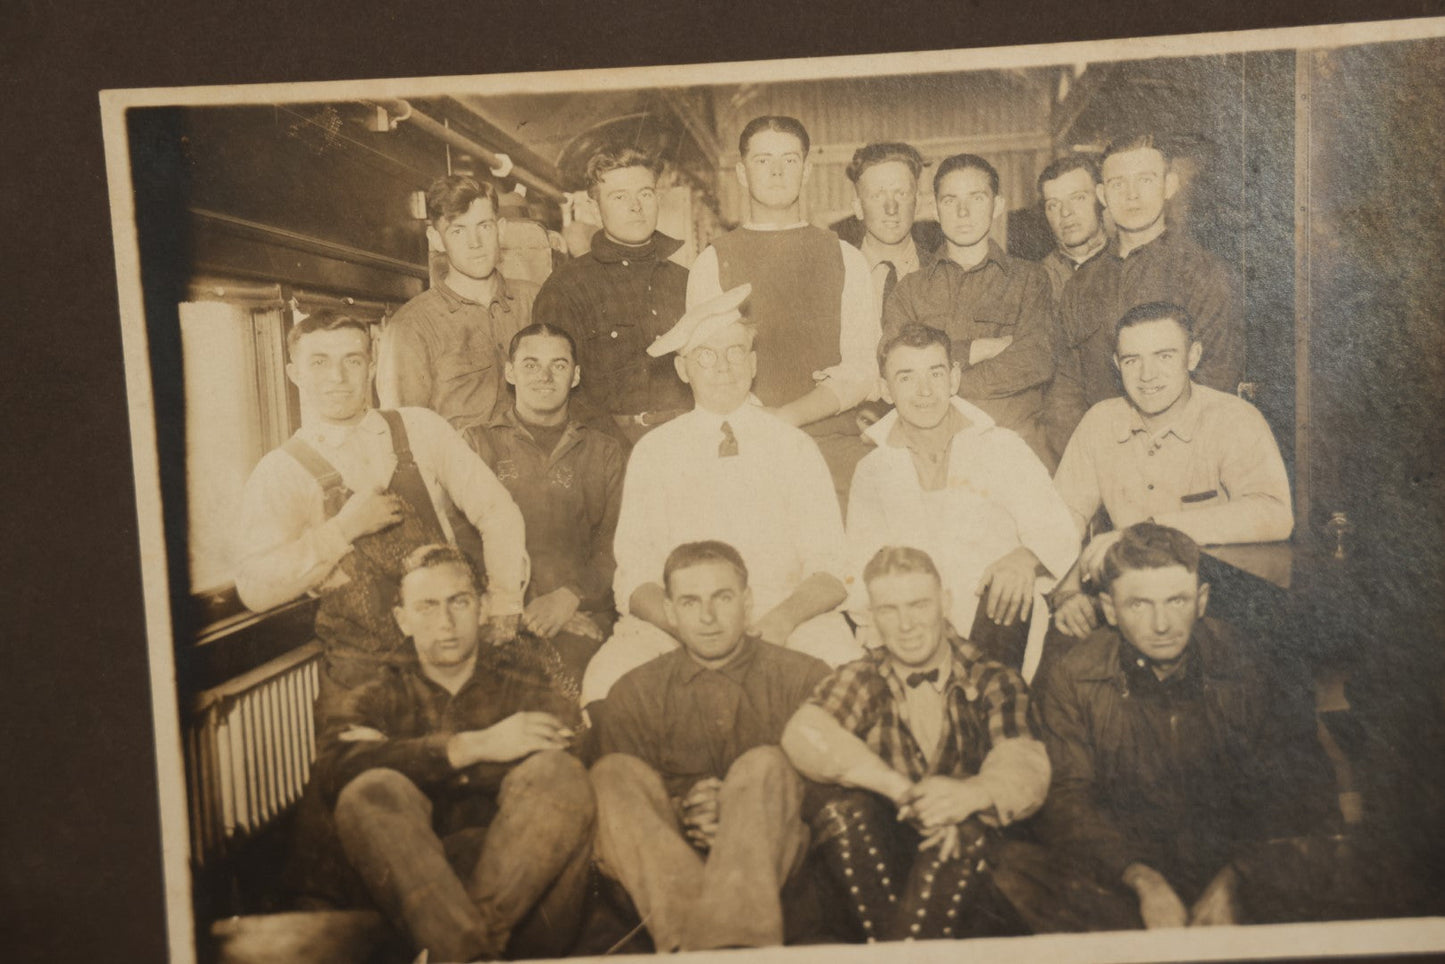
[121,36,1445,962]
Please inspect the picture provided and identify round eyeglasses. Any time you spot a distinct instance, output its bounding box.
[690,344,749,370]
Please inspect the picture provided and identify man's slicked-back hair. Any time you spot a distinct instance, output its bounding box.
[1114,301,1196,347]
[933,153,1000,197]
[738,116,810,157]
[507,322,578,362]
[1037,152,1102,196]
[863,545,943,588]
[877,323,953,374]
[426,174,499,226]
[1101,133,1172,167]
[585,147,663,200]
[1099,522,1201,592]
[396,543,481,605]
[286,308,372,361]
[663,540,749,595]
[846,142,925,184]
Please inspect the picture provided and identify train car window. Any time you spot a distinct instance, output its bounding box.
[179,299,290,596]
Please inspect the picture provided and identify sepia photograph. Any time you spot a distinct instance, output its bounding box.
[101,15,1445,963]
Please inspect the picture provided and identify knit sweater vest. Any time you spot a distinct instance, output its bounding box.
[713,225,846,408]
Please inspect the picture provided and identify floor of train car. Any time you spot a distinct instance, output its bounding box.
[202,550,1445,962]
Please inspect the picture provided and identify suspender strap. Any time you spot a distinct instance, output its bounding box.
[378,409,414,467]
[282,438,345,495]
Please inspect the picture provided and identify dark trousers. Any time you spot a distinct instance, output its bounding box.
[812,790,1139,941]
[333,751,595,962]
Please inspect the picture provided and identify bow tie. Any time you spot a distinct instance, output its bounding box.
[906,668,940,688]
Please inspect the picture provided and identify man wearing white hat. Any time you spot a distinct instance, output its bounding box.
[579,284,864,709]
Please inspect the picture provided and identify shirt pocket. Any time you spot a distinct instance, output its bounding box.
[436,343,495,385]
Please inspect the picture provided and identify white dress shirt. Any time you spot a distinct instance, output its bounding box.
[612,401,850,617]
[846,397,1080,633]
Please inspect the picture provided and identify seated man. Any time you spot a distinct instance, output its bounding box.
[533,147,690,441]
[234,308,527,701]
[783,546,1088,942]
[1050,300,1292,639]
[847,324,1080,670]
[1035,523,1335,928]
[590,541,829,951]
[580,284,863,707]
[465,323,625,685]
[306,544,594,963]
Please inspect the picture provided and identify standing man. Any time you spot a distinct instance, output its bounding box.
[1035,523,1334,928]
[379,174,536,432]
[580,285,862,707]
[687,115,881,500]
[591,541,829,951]
[837,141,939,308]
[306,544,594,963]
[1048,301,1292,639]
[1046,135,1244,459]
[465,323,626,684]
[783,547,1074,942]
[234,309,528,699]
[847,324,1079,670]
[883,153,1056,468]
[1037,153,1109,303]
[533,148,691,442]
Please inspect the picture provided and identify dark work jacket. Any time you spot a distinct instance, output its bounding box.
[533,230,690,418]
[1034,617,1333,902]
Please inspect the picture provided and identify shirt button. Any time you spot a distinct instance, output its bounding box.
[457,775,470,785]
[610,330,618,338]
[1147,483,1155,490]
[622,259,630,267]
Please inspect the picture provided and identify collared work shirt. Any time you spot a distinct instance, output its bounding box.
[466,408,624,613]
[1039,242,1105,305]
[688,225,880,412]
[234,407,528,616]
[882,241,1054,458]
[598,636,829,799]
[612,402,850,616]
[1052,383,1293,545]
[1047,230,1244,455]
[807,632,1048,825]
[846,397,1079,633]
[312,649,580,823]
[533,230,690,417]
[378,275,537,431]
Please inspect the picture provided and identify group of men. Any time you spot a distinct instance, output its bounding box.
[231,113,1325,961]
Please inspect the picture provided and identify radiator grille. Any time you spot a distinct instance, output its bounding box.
[186,642,322,866]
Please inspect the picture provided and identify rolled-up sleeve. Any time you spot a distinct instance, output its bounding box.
[976,736,1050,825]
[405,408,529,616]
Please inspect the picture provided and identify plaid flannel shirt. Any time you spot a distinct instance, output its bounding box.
[807,630,1039,783]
